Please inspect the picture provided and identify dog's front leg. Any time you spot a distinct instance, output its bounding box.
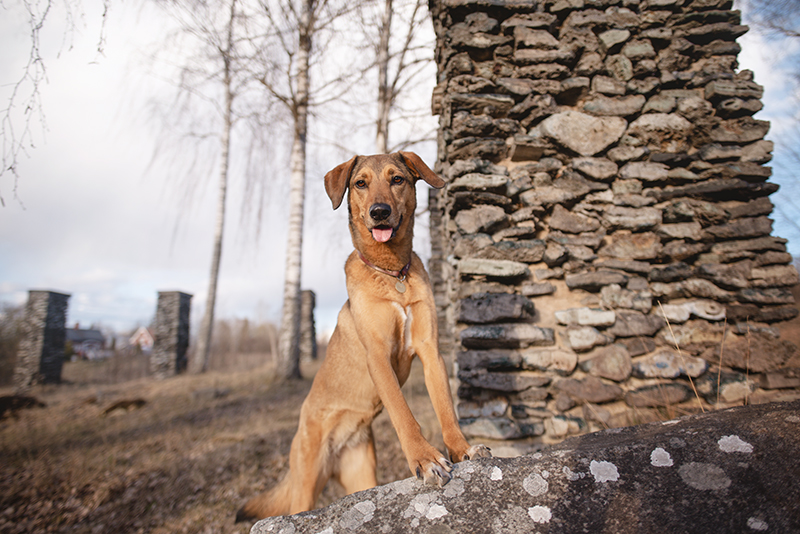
[362,337,454,486]
[411,302,492,464]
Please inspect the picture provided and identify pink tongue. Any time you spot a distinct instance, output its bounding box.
[372,227,393,242]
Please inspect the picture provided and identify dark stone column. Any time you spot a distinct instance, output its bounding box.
[150,291,192,379]
[13,290,70,392]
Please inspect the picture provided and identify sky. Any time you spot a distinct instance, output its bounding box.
[0,0,798,338]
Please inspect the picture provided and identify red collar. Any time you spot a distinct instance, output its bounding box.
[357,251,411,281]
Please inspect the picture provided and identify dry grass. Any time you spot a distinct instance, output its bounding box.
[0,353,441,534]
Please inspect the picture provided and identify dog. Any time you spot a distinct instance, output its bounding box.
[236,152,490,521]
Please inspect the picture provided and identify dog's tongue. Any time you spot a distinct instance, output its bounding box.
[372,227,393,243]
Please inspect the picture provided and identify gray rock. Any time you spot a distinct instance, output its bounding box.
[555,375,624,403]
[626,113,692,152]
[554,307,616,327]
[572,157,618,181]
[605,54,634,81]
[701,331,797,373]
[581,344,633,382]
[591,75,626,95]
[600,284,652,313]
[583,95,646,116]
[455,205,509,235]
[459,293,536,324]
[520,281,556,297]
[696,371,756,404]
[459,369,551,392]
[607,310,666,338]
[620,161,669,182]
[625,383,692,407]
[710,118,770,144]
[543,242,569,268]
[458,397,509,419]
[457,350,523,371]
[514,27,559,49]
[604,205,662,230]
[537,111,627,156]
[460,323,555,349]
[565,271,629,291]
[549,205,601,233]
[459,259,530,279]
[632,350,709,379]
[449,173,509,193]
[460,416,523,439]
[565,326,613,352]
[252,401,800,534]
[520,348,578,375]
[598,231,663,260]
[598,29,630,53]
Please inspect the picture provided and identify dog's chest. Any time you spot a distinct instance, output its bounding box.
[390,302,414,355]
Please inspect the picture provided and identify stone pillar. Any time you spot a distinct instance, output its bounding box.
[430,0,800,451]
[299,290,317,362]
[150,291,192,380]
[13,290,70,392]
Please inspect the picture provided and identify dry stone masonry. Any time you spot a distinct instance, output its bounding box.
[13,290,70,392]
[428,0,800,449]
[150,291,192,380]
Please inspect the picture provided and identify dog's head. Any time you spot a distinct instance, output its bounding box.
[324,152,444,244]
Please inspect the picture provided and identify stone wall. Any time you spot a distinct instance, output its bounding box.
[429,0,800,450]
[150,291,192,380]
[13,290,70,392]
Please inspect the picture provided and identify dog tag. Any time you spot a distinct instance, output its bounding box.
[395,280,406,293]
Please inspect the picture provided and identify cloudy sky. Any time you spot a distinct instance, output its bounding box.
[0,0,797,337]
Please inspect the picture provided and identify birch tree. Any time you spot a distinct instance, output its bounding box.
[256,0,352,380]
[370,0,434,153]
[150,0,270,373]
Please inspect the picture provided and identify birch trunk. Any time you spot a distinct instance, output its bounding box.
[376,0,392,154]
[276,0,313,381]
[192,0,237,374]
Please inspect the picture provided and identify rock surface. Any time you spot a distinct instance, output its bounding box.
[251,400,800,534]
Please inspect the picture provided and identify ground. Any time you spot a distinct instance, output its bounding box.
[0,353,444,534]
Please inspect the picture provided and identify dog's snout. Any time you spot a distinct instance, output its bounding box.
[369,203,392,221]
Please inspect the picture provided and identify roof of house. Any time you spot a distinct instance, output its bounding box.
[66,328,105,344]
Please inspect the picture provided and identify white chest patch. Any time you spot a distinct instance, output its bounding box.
[392,302,414,352]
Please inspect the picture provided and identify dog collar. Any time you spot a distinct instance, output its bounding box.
[357,251,411,293]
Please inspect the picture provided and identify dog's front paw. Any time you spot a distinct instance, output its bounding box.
[450,444,492,462]
[464,444,492,461]
[414,456,453,487]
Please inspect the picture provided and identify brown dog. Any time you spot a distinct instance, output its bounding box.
[236,152,490,521]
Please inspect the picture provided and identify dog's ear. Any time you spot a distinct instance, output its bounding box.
[324,156,358,210]
[399,151,445,189]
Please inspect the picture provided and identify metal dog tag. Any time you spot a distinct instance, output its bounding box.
[395,280,406,293]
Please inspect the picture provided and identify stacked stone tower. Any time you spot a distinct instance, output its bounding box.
[13,290,70,392]
[150,291,192,380]
[429,0,800,448]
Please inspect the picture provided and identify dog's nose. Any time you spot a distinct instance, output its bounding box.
[369,203,392,221]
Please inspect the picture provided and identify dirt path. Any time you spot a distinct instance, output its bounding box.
[0,357,442,533]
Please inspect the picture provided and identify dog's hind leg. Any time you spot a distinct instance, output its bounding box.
[336,426,378,495]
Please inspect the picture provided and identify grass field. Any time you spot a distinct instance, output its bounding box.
[0,353,443,534]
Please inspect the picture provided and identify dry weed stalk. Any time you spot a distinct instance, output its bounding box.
[657,301,705,414]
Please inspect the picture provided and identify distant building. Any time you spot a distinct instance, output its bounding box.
[129,326,155,353]
[65,325,106,360]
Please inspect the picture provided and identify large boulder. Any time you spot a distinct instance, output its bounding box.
[251,400,800,534]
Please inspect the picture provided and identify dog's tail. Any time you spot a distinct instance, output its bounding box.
[235,474,293,523]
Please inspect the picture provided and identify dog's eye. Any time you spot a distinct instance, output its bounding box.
[391,175,404,185]
[354,179,367,189]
